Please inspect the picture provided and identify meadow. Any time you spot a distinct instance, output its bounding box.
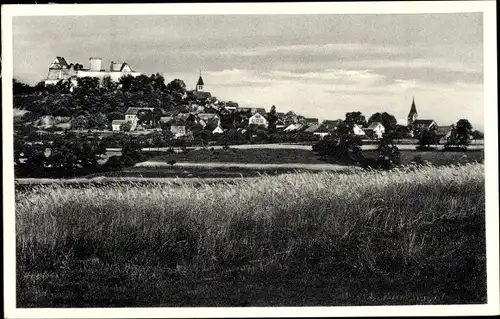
[16,163,486,307]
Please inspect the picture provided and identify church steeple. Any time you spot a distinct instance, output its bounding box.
[196,69,204,92]
[407,96,418,126]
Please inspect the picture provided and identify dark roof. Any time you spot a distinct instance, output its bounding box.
[305,117,319,122]
[125,107,140,115]
[365,122,384,130]
[435,125,453,135]
[304,124,321,133]
[276,112,285,118]
[408,97,418,116]
[252,108,266,115]
[197,76,204,86]
[413,119,437,126]
[192,91,211,100]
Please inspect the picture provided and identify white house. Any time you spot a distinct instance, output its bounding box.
[364,122,385,139]
[249,113,268,128]
[171,125,186,137]
[111,120,125,131]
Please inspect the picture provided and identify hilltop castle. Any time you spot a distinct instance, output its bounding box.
[44,56,141,86]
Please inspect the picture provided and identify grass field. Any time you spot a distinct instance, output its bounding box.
[15,163,486,307]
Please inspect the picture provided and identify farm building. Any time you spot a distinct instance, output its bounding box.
[364,122,385,139]
[249,113,268,128]
[111,120,125,131]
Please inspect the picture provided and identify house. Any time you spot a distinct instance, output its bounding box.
[125,108,140,122]
[284,111,298,124]
[249,113,268,128]
[111,120,125,131]
[364,122,385,139]
[352,124,367,136]
[170,125,186,137]
[321,120,342,131]
[411,119,438,137]
[197,113,220,122]
[251,108,267,115]
[436,125,454,143]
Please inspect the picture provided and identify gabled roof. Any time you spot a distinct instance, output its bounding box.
[252,108,266,115]
[112,120,125,125]
[365,122,384,130]
[197,113,219,120]
[305,117,319,122]
[125,107,140,115]
[413,119,437,126]
[49,56,69,69]
[192,91,211,100]
[435,125,453,135]
[120,63,131,72]
[304,124,321,133]
[322,120,342,128]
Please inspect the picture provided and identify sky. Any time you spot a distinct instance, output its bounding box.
[12,13,484,129]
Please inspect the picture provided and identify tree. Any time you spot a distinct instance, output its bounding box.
[368,112,397,133]
[267,105,278,133]
[102,75,117,92]
[150,73,167,91]
[418,127,438,149]
[71,115,87,130]
[312,120,363,163]
[446,119,473,149]
[471,130,484,141]
[87,112,108,130]
[74,77,100,95]
[13,79,34,95]
[377,133,401,170]
[120,121,132,132]
[166,79,187,95]
[345,111,367,127]
[121,136,144,164]
[152,108,163,127]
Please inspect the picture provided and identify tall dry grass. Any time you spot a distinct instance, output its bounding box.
[16,163,485,280]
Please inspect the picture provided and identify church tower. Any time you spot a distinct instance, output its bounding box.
[196,70,204,92]
[407,97,418,126]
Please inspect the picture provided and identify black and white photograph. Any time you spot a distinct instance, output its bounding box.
[2,1,498,317]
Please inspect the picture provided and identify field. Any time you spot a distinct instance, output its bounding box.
[16,163,486,307]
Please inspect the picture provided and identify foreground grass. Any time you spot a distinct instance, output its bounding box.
[16,164,486,307]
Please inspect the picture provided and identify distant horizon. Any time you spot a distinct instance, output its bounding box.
[13,13,484,130]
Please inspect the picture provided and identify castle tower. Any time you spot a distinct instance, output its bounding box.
[89,57,102,71]
[407,96,418,126]
[196,69,204,92]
